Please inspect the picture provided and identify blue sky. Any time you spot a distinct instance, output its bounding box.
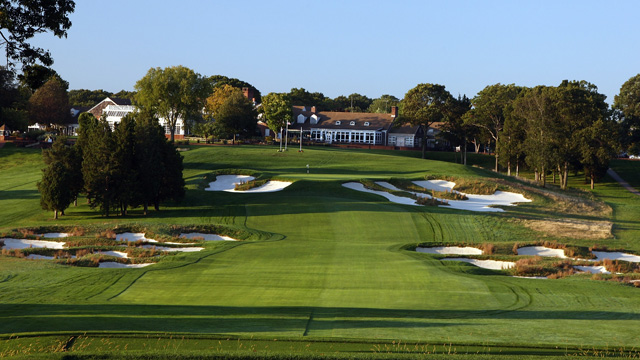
[32,0,640,105]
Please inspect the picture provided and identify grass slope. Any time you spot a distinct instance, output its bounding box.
[1,144,640,358]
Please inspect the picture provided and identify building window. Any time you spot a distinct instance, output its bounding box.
[335,121,341,125]
[364,122,370,126]
[350,121,355,126]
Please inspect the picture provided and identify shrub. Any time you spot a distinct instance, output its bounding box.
[480,243,495,255]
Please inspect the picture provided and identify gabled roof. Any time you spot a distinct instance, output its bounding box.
[87,97,133,119]
[291,106,394,131]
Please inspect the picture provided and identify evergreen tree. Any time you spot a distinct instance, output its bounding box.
[38,136,74,219]
[82,118,117,216]
[113,113,137,215]
[134,111,166,215]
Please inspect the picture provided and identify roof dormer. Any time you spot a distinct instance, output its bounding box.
[335,121,341,125]
[350,121,356,126]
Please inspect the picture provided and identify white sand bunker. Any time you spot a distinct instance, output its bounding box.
[413,180,531,212]
[442,258,515,270]
[592,251,640,263]
[98,262,153,268]
[180,233,237,241]
[417,246,483,255]
[42,233,68,238]
[1,239,65,250]
[342,182,419,206]
[517,246,567,258]
[342,180,531,212]
[116,232,150,242]
[205,175,291,193]
[141,245,204,252]
[99,251,129,258]
[574,265,610,274]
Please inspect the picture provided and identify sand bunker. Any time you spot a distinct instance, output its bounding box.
[343,180,530,212]
[98,262,153,268]
[574,265,610,274]
[99,251,128,258]
[180,233,237,241]
[42,233,68,238]
[592,251,640,263]
[141,245,204,252]
[1,239,65,250]
[416,246,483,255]
[517,246,567,258]
[342,182,419,206]
[116,232,150,242]
[413,180,531,212]
[205,175,291,193]
[442,258,515,270]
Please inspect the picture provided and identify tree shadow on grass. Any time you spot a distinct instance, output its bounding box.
[0,303,638,335]
[0,190,39,200]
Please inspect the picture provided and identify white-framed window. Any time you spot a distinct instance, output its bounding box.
[364,122,370,126]
[350,121,355,126]
[335,121,341,125]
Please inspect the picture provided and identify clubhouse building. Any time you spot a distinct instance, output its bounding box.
[288,106,431,148]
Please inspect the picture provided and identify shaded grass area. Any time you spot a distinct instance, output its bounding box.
[3,333,637,359]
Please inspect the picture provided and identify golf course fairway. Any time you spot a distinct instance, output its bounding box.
[1,144,639,359]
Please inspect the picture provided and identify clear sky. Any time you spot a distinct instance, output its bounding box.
[32,0,640,105]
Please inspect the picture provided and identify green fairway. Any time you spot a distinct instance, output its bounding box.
[1,144,640,358]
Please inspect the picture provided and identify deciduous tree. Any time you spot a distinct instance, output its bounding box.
[464,84,523,172]
[134,65,208,142]
[205,84,257,143]
[261,92,292,150]
[28,77,70,127]
[399,83,454,159]
[0,0,75,70]
[614,74,640,155]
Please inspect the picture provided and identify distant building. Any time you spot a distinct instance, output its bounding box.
[86,97,187,139]
[289,106,426,148]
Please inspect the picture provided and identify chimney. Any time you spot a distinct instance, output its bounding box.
[311,106,316,113]
[391,106,398,117]
[242,87,254,100]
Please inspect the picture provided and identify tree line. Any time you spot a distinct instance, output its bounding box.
[38,111,185,219]
[397,80,629,189]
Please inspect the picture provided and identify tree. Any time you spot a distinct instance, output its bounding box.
[614,74,640,155]
[512,86,557,186]
[205,84,257,143]
[81,118,117,216]
[399,83,454,159]
[261,92,292,150]
[368,95,400,113]
[38,136,74,219]
[132,110,184,214]
[28,77,70,127]
[113,113,137,215]
[209,75,260,103]
[0,0,75,70]
[288,88,330,110]
[0,66,29,131]
[579,118,619,189]
[18,64,67,93]
[464,84,523,172]
[134,65,208,142]
[441,95,471,164]
[133,111,165,215]
[551,80,609,189]
[68,89,113,107]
